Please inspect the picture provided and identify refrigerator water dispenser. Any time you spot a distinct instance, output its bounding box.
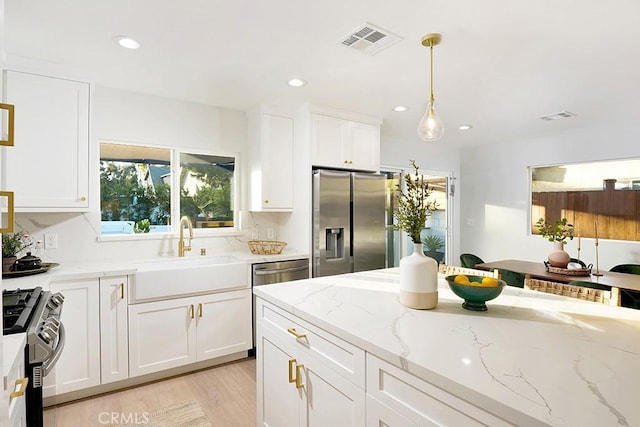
[325,228,344,259]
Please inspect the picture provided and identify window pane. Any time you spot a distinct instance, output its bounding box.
[179,153,235,229]
[100,143,171,234]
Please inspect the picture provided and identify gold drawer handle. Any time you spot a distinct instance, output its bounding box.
[198,303,203,318]
[0,103,15,146]
[288,358,296,383]
[189,304,194,319]
[295,364,304,389]
[0,191,15,233]
[10,378,28,400]
[120,283,125,299]
[287,327,306,339]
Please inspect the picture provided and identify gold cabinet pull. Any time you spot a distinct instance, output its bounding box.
[10,378,28,400]
[80,196,87,202]
[0,191,15,233]
[120,283,125,299]
[287,327,306,339]
[0,103,15,146]
[198,303,203,318]
[264,199,269,204]
[295,364,304,389]
[288,358,296,383]
[189,304,194,319]
[343,160,349,164]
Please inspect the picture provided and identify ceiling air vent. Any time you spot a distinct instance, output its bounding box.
[339,23,402,56]
[537,111,576,121]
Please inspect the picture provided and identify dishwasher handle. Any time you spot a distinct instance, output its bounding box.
[254,265,309,276]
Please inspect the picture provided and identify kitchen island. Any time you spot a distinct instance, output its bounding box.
[253,268,640,426]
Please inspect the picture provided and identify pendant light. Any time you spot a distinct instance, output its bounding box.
[417,33,444,141]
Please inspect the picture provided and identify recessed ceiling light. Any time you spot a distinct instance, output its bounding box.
[458,125,472,131]
[287,78,307,87]
[113,35,140,49]
[393,106,407,112]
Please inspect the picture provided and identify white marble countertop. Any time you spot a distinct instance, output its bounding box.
[1,249,309,290]
[253,268,640,427]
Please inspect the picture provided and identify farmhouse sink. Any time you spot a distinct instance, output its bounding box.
[131,256,249,303]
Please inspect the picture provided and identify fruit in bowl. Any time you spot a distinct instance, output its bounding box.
[445,274,506,311]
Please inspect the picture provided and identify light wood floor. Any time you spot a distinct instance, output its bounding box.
[43,357,256,427]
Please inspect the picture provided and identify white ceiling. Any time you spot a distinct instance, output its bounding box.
[4,0,640,147]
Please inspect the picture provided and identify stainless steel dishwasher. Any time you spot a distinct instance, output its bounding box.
[251,258,310,349]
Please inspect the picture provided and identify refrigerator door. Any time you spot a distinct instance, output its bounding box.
[313,170,352,277]
[352,172,386,272]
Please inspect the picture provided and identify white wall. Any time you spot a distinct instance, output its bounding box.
[460,121,640,270]
[14,86,285,263]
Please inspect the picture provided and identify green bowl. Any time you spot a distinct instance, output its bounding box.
[444,275,506,311]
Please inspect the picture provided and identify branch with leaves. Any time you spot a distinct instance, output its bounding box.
[394,160,438,243]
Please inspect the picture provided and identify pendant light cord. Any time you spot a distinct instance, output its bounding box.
[429,44,435,103]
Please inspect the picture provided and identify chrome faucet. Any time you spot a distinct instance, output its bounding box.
[177,216,194,257]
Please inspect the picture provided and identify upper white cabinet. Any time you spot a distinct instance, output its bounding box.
[2,69,90,211]
[248,108,294,211]
[311,113,380,172]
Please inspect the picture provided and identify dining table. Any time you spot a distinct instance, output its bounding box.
[475,259,640,293]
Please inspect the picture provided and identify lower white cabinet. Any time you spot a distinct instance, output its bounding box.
[256,300,366,427]
[99,276,129,384]
[128,288,252,377]
[4,334,27,427]
[44,278,101,397]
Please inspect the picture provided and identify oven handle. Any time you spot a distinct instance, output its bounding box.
[254,265,309,276]
[43,323,66,376]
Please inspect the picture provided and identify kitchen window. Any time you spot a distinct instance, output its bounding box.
[100,142,237,236]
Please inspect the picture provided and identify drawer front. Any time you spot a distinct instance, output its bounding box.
[367,354,513,427]
[257,299,365,388]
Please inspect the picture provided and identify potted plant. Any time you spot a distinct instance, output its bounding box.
[535,217,574,268]
[2,230,33,272]
[422,235,445,264]
[394,160,439,309]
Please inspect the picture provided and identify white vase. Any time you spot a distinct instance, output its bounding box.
[399,242,438,309]
[548,241,570,268]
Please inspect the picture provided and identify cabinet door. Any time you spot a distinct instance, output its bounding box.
[99,276,129,384]
[128,298,197,377]
[195,289,252,361]
[348,121,379,172]
[312,114,347,169]
[366,395,416,427]
[3,70,89,211]
[303,352,366,427]
[260,114,294,210]
[256,324,301,427]
[43,278,100,397]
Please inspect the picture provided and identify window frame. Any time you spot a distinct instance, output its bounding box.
[98,140,241,241]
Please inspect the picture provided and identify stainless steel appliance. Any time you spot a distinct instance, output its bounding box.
[312,169,386,277]
[251,258,310,349]
[3,287,65,427]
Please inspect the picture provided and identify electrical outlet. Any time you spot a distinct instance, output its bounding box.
[44,233,58,249]
[266,227,274,239]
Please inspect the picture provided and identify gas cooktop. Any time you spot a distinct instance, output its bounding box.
[2,287,44,335]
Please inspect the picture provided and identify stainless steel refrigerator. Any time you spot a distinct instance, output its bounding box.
[312,169,386,277]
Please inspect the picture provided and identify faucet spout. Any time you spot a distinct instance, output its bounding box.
[178,216,194,257]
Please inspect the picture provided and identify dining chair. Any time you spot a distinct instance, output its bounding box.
[459,253,484,268]
[609,264,640,309]
[497,269,526,288]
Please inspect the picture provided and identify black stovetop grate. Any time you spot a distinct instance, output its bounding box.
[2,287,43,335]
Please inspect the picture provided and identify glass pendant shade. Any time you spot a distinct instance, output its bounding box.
[418,101,444,141]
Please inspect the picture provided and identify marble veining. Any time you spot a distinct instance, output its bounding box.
[253,268,640,426]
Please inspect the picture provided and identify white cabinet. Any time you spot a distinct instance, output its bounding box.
[99,276,129,384]
[256,299,366,427]
[311,113,379,172]
[43,278,101,397]
[128,289,252,377]
[3,334,27,427]
[2,69,90,211]
[248,109,294,211]
[366,354,512,427]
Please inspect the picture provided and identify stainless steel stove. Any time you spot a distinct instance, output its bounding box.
[3,287,65,427]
